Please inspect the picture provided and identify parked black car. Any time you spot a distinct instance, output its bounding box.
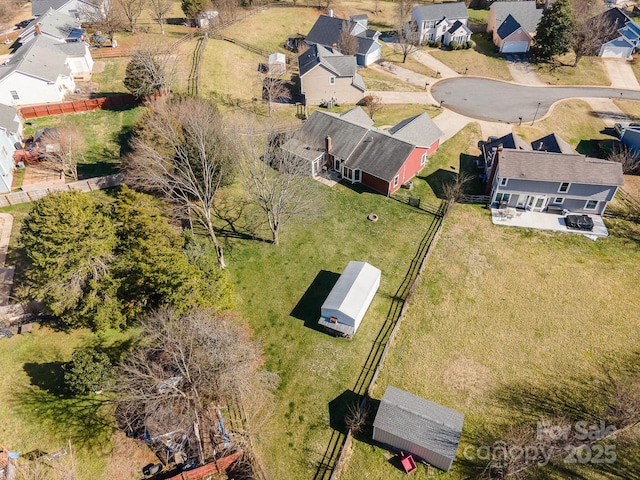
[15,19,33,29]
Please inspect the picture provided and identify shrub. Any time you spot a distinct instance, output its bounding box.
[450,40,459,50]
[435,41,442,48]
[64,347,113,394]
[466,40,476,49]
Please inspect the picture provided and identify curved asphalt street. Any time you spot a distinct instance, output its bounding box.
[430,77,640,123]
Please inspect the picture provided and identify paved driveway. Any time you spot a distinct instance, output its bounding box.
[431,78,640,123]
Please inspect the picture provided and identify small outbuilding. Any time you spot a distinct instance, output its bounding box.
[318,261,380,337]
[373,386,464,472]
[268,52,286,76]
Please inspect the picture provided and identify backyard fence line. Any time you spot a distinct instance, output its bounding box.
[188,33,208,97]
[19,95,139,119]
[461,194,490,204]
[90,30,199,59]
[326,200,450,480]
[468,22,488,33]
[0,174,124,208]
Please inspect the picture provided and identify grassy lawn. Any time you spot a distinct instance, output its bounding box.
[223,179,439,480]
[373,104,440,127]
[532,55,610,86]
[630,57,640,84]
[514,100,609,157]
[23,108,142,178]
[222,6,320,54]
[381,44,437,78]
[92,58,130,95]
[613,99,640,122]
[0,317,151,478]
[430,34,512,81]
[467,8,489,24]
[341,203,640,479]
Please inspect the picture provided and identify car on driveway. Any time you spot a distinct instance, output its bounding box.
[15,19,33,29]
[614,122,640,137]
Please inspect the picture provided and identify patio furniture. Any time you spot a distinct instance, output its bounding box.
[565,215,594,231]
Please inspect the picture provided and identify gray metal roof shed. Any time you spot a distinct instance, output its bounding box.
[318,261,380,336]
[373,386,464,472]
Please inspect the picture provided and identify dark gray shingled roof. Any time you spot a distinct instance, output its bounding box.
[498,150,624,186]
[298,44,365,91]
[32,0,71,16]
[374,386,464,461]
[305,15,378,57]
[492,1,542,34]
[388,113,443,148]
[483,132,531,154]
[339,107,374,127]
[531,133,573,154]
[345,130,415,182]
[591,7,633,43]
[496,14,522,40]
[447,20,472,35]
[413,2,468,21]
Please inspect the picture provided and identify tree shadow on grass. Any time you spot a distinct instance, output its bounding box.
[421,153,482,199]
[290,270,340,332]
[24,362,70,398]
[11,384,114,450]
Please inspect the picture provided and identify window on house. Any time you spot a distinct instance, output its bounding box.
[585,200,598,210]
[500,177,508,186]
[495,193,510,203]
[558,182,570,193]
[553,197,564,204]
[10,91,19,100]
[420,152,427,166]
[354,169,361,182]
[329,76,336,85]
[393,175,399,187]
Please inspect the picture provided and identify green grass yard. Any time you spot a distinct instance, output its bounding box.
[341,204,640,479]
[532,55,610,86]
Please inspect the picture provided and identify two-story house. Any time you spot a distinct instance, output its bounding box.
[410,2,470,45]
[0,104,22,193]
[487,1,542,54]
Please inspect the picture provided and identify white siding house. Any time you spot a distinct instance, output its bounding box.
[318,261,381,336]
[0,104,22,193]
[410,2,469,44]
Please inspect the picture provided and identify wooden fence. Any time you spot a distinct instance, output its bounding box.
[461,194,490,204]
[469,22,488,33]
[0,174,124,208]
[19,95,139,119]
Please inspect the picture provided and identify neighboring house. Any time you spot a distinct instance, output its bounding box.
[620,127,640,157]
[372,386,464,472]
[487,1,542,53]
[479,132,573,177]
[282,107,443,194]
[298,44,366,106]
[304,14,381,66]
[0,35,77,106]
[318,261,381,337]
[596,8,640,58]
[410,2,469,44]
[0,104,22,193]
[487,149,624,215]
[19,8,86,45]
[32,0,99,22]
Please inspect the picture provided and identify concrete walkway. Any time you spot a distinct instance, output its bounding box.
[603,58,640,89]
[0,213,15,307]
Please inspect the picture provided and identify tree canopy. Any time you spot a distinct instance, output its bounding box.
[532,0,575,60]
[20,188,232,330]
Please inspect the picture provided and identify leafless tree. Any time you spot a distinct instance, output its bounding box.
[443,172,473,203]
[395,0,418,61]
[608,144,640,174]
[338,20,359,56]
[117,0,146,33]
[0,0,26,23]
[345,401,369,434]
[115,307,278,465]
[237,125,317,245]
[360,94,383,120]
[261,76,291,117]
[82,0,125,42]
[147,0,172,34]
[396,0,414,28]
[125,97,236,268]
[39,125,84,181]
[571,0,617,66]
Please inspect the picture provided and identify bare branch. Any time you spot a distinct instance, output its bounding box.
[338,20,359,56]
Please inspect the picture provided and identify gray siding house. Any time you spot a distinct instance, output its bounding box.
[489,149,624,215]
[373,386,464,472]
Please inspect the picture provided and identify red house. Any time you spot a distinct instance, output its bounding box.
[283,107,442,195]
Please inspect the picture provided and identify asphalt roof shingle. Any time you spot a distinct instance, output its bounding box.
[413,2,469,22]
[305,15,379,57]
[388,113,443,148]
[496,14,523,40]
[0,35,72,83]
[498,150,624,186]
[491,1,542,34]
[374,386,464,461]
[531,133,574,154]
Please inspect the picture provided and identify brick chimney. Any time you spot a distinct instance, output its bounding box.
[325,135,332,154]
[34,23,42,35]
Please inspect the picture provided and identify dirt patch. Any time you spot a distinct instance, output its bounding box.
[99,431,157,480]
[443,356,494,403]
[464,248,490,277]
[92,61,106,74]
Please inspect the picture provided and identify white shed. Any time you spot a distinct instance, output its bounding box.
[373,386,465,472]
[318,261,380,337]
[268,52,286,76]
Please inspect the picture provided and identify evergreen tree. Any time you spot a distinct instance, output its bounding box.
[64,347,113,394]
[532,0,575,60]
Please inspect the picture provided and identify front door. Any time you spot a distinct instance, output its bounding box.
[527,196,546,212]
[515,195,525,209]
[334,159,342,175]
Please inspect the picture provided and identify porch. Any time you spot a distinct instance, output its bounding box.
[491,207,609,239]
